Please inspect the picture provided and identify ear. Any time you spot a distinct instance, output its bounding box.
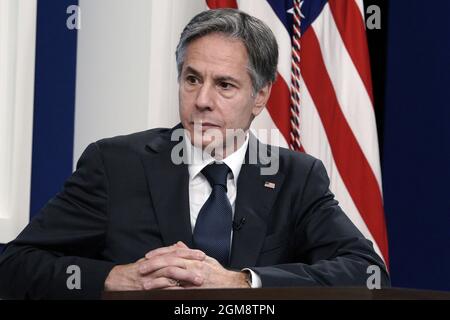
[252,82,273,117]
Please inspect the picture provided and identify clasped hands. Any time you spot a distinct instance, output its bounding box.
[104,241,249,291]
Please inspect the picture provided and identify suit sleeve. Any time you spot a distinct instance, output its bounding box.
[0,143,116,299]
[252,159,391,287]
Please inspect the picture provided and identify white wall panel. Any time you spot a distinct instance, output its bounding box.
[74,0,205,166]
[0,0,37,242]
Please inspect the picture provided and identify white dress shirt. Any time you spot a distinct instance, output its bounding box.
[184,132,262,288]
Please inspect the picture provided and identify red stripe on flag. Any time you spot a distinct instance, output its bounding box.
[206,0,238,9]
[300,28,389,265]
[328,0,374,103]
[267,75,292,144]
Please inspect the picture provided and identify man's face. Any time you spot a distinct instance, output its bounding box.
[179,33,271,153]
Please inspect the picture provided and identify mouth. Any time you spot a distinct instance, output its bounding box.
[192,121,221,131]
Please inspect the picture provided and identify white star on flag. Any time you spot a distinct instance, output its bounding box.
[287,1,305,19]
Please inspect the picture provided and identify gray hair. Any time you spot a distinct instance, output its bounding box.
[175,8,278,93]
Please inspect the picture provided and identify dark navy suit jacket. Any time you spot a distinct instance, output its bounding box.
[0,125,389,299]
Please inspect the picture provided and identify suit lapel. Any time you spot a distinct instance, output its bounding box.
[229,135,285,269]
[141,126,193,247]
[141,127,285,265]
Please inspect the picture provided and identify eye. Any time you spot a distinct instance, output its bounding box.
[185,75,199,85]
[218,81,235,90]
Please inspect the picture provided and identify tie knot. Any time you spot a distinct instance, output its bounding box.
[201,162,230,190]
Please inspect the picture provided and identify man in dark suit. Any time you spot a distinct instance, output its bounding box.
[0,8,389,299]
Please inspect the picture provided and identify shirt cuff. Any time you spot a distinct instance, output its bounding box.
[242,268,262,288]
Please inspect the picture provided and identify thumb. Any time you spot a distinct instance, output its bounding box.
[175,241,189,249]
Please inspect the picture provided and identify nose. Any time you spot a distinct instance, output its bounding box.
[195,83,214,111]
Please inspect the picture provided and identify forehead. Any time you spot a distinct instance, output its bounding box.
[183,33,249,75]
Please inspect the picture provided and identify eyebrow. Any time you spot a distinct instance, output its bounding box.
[215,76,240,84]
[184,66,202,77]
[183,66,241,85]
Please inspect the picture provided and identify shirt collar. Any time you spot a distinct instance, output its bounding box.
[184,131,249,184]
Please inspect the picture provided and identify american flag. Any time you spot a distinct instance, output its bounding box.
[206,0,389,266]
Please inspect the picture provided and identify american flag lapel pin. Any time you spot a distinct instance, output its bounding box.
[264,181,276,189]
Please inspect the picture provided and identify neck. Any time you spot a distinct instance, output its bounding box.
[209,136,247,160]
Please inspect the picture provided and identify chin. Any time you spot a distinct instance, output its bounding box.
[196,135,221,150]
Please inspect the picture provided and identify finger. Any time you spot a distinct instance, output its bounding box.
[174,241,189,249]
[145,244,200,259]
[145,247,205,261]
[139,255,188,275]
[151,266,204,287]
[204,255,220,265]
[139,254,205,276]
[164,285,184,290]
[144,245,178,259]
[142,277,181,290]
[178,284,199,289]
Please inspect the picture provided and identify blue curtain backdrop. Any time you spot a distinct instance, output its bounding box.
[30,0,78,219]
[383,0,450,291]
